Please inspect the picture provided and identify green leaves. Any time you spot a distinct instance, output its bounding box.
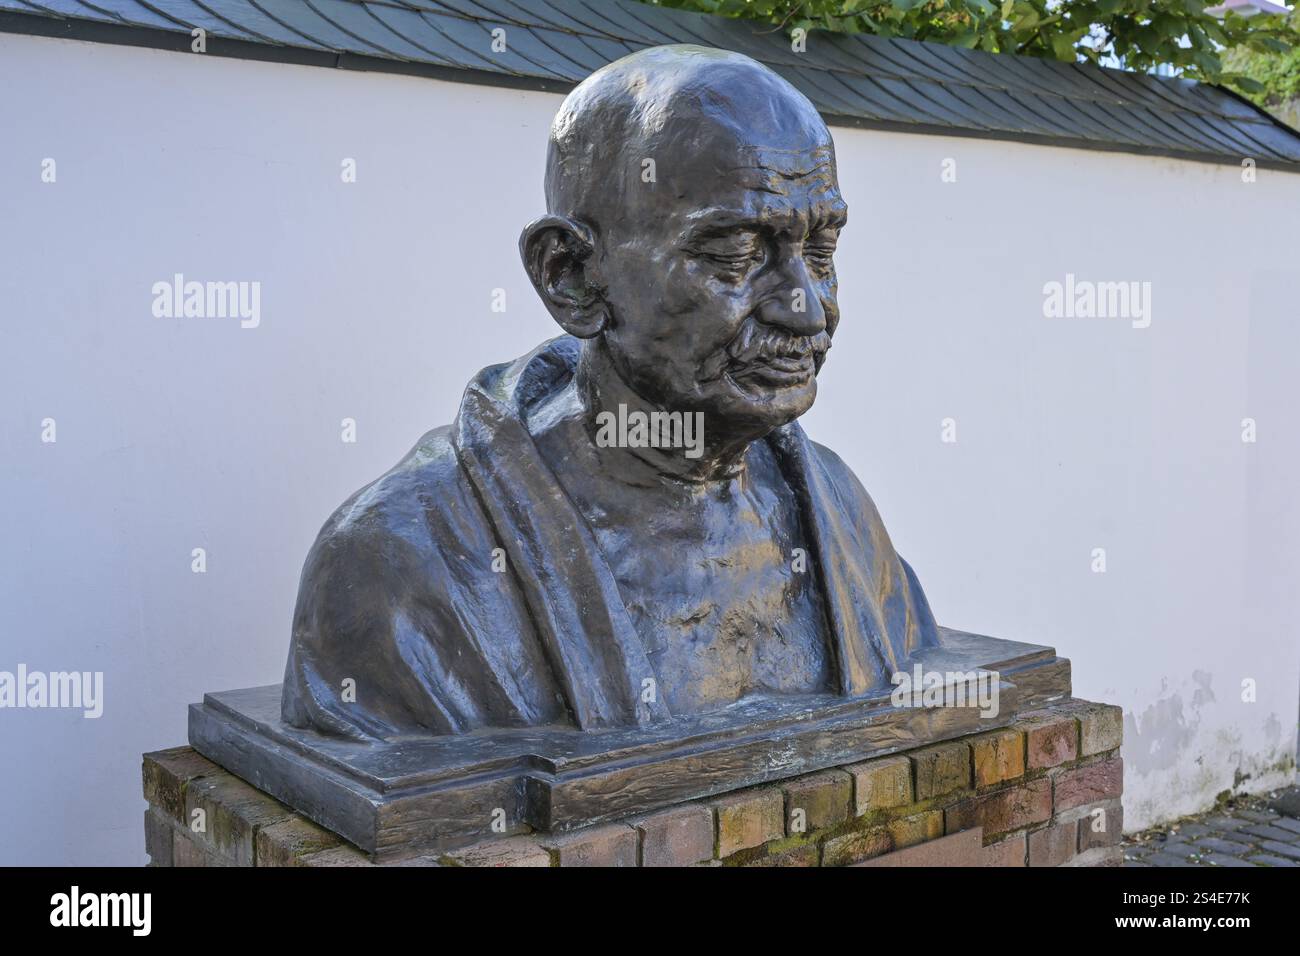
[644,0,1300,99]
[1248,36,1292,54]
[1009,1,1041,32]
[1050,31,1078,61]
[1222,72,1266,94]
[1222,12,1300,107]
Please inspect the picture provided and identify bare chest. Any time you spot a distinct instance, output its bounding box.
[587,487,832,714]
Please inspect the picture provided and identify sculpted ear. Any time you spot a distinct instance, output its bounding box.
[519,215,607,338]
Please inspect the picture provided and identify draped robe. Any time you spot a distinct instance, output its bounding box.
[283,336,940,740]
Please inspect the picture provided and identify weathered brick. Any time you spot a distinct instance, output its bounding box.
[1022,713,1079,769]
[144,808,173,866]
[945,778,1051,838]
[142,747,220,823]
[1077,801,1124,851]
[1064,846,1123,867]
[183,772,293,866]
[711,787,784,858]
[541,823,638,867]
[1054,757,1123,812]
[172,832,228,867]
[255,815,343,867]
[911,741,971,801]
[1070,702,1123,756]
[888,810,944,850]
[1028,822,1077,866]
[981,832,1027,866]
[858,828,982,867]
[441,836,551,867]
[742,844,820,867]
[783,770,852,835]
[299,845,377,867]
[970,729,1025,788]
[844,755,912,814]
[386,854,443,867]
[633,805,714,867]
[822,826,892,867]
[1053,795,1113,827]
[823,811,943,866]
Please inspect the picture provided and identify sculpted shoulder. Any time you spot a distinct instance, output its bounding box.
[286,423,564,737]
[294,423,506,630]
[806,439,887,528]
[310,425,468,557]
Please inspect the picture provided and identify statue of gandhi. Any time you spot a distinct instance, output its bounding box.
[283,45,941,740]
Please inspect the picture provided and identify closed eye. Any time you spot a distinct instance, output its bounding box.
[692,232,768,275]
[803,243,836,272]
[706,249,764,266]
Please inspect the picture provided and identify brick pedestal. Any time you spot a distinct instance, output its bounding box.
[144,696,1123,867]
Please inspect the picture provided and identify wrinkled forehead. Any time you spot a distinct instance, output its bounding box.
[729,144,840,199]
[645,132,845,231]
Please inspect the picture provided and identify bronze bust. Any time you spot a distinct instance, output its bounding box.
[282,44,941,740]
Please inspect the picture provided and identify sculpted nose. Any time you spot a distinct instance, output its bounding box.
[757,256,826,336]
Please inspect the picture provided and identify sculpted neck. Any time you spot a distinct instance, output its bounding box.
[575,340,764,485]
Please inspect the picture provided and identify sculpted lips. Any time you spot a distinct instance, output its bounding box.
[742,353,816,386]
[725,323,829,390]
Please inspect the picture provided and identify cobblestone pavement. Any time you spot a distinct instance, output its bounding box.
[1124,786,1300,867]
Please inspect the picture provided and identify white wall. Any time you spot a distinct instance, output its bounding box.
[1,33,1296,864]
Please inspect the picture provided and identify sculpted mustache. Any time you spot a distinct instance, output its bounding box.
[725,325,832,366]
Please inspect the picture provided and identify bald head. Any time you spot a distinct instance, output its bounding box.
[521,44,846,441]
[545,45,834,224]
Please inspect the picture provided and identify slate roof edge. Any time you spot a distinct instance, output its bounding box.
[820,107,1300,171]
[0,10,578,95]
[5,8,1300,174]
